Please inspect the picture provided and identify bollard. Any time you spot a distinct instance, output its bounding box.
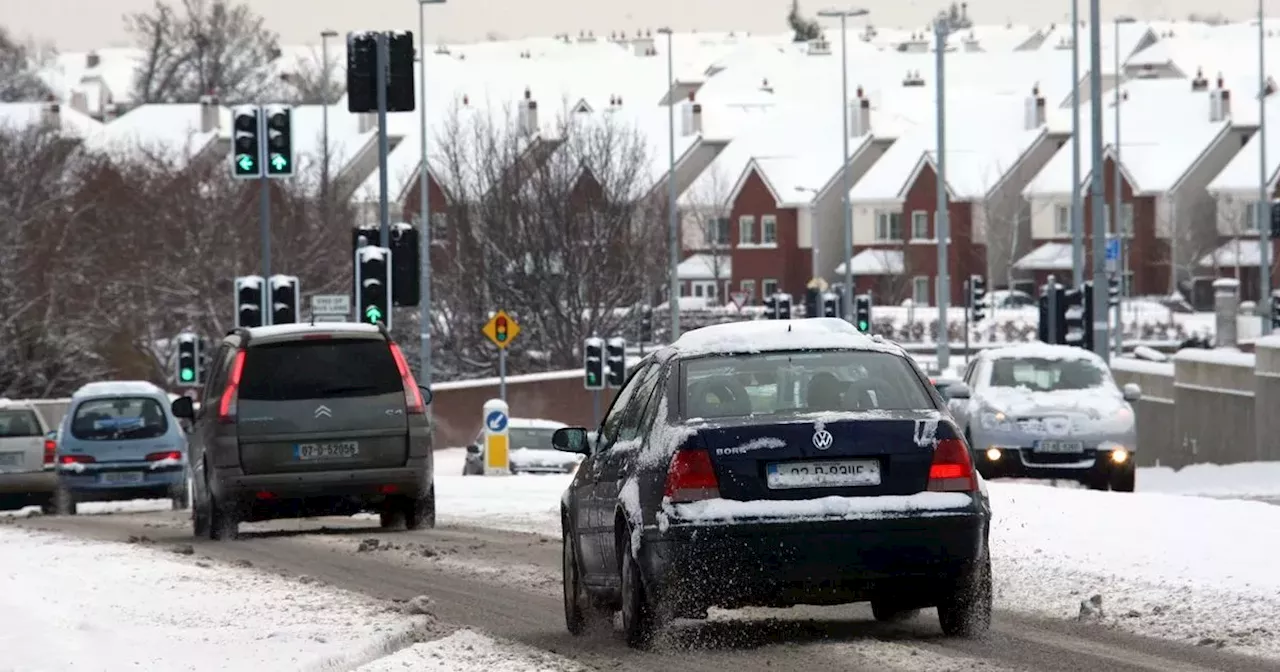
[1213,278,1239,348]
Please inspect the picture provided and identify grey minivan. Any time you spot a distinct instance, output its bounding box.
[172,322,434,540]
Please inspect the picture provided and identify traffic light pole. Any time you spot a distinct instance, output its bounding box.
[962,278,970,365]
[933,18,950,373]
[376,33,392,249]
[498,347,507,402]
[258,108,272,325]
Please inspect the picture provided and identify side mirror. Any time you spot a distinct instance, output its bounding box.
[171,397,194,419]
[466,444,481,454]
[1122,383,1142,402]
[45,430,57,442]
[418,385,433,405]
[945,383,971,400]
[552,427,591,455]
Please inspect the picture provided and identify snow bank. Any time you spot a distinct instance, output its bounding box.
[355,629,589,672]
[1137,461,1280,498]
[432,448,570,536]
[0,527,423,672]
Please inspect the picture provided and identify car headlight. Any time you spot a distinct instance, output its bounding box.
[979,411,1015,432]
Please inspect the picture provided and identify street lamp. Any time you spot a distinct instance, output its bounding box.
[1088,0,1109,361]
[1259,0,1273,335]
[320,30,337,190]
[1071,1,1084,286]
[418,0,446,386]
[816,7,870,323]
[933,14,951,372]
[658,27,680,340]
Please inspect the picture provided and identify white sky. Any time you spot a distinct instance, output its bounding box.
[7,0,1273,51]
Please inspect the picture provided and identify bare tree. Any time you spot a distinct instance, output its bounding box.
[275,47,345,105]
[978,161,1035,290]
[1164,195,1219,297]
[0,26,52,102]
[680,164,733,302]
[1216,193,1250,282]
[127,0,280,104]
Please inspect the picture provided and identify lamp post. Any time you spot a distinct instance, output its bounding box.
[658,27,680,340]
[817,7,869,322]
[1259,0,1273,335]
[1088,0,1109,361]
[320,30,337,197]
[418,0,445,384]
[1113,18,1125,355]
[1071,0,1084,286]
[933,14,951,372]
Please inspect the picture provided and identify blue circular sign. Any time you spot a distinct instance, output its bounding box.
[485,410,508,433]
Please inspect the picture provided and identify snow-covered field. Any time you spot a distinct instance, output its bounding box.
[353,629,587,672]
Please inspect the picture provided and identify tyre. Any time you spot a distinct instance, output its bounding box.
[209,496,239,541]
[871,599,921,623]
[937,556,992,638]
[380,507,406,530]
[192,497,211,538]
[563,530,607,635]
[404,488,434,531]
[619,527,665,648]
[54,485,77,516]
[1084,472,1110,491]
[39,502,56,516]
[1111,465,1136,493]
[171,482,190,511]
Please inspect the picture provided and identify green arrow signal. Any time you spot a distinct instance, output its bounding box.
[270,154,288,171]
[180,368,195,382]
[236,154,255,172]
[364,304,383,323]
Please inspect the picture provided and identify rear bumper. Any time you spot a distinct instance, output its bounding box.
[640,507,987,611]
[58,465,186,496]
[215,460,430,504]
[976,447,1132,481]
[0,470,57,498]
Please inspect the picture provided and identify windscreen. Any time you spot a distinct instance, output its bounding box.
[70,398,168,441]
[988,357,1107,392]
[508,428,556,451]
[239,339,402,401]
[681,350,934,420]
[0,410,41,438]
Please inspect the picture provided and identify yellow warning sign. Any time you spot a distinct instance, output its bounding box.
[485,433,509,471]
[482,310,521,349]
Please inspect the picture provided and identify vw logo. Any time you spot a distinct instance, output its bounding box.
[314,405,332,418]
[812,429,834,450]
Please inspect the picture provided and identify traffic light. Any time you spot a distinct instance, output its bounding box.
[175,333,200,387]
[231,105,262,178]
[969,275,987,323]
[1271,200,1280,238]
[355,245,393,329]
[494,313,511,345]
[1037,281,1063,344]
[821,292,838,318]
[606,337,626,387]
[270,275,300,325]
[1108,274,1121,308]
[390,223,420,306]
[1060,283,1092,351]
[805,287,820,318]
[763,294,779,319]
[346,31,416,113]
[583,337,605,390]
[638,305,653,342]
[854,294,872,333]
[1271,291,1280,331]
[264,105,294,177]
[386,31,417,113]
[234,275,265,328]
[777,293,792,319]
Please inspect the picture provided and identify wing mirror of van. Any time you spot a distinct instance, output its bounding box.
[466,444,481,454]
[171,397,194,419]
[945,382,971,400]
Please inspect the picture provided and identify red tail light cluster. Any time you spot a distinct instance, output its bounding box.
[663,449,721,503]
[59,454,95,465]
[145,451,182,462]
[43,438,56,465]
[218,350,247,424]
[388,343,425,415]
[927,438,978,492]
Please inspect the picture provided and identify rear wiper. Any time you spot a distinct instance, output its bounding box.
[317,385,379,396]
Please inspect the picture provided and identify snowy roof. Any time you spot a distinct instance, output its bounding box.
[1013,242,1074,271]
[835,249,904,276]
[978,342,1106,364]
[72,381,166,398]
[1197,240,1270,268]
[670,318,900,357]
[677,254,731,280]
[1207,102,1280,194]
[0,102,103,138]
[246,322,383,341]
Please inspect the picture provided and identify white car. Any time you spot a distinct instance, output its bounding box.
[0,399,58,513]
[462,418,585,475]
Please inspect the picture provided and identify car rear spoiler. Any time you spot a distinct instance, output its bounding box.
[224,327,252,346]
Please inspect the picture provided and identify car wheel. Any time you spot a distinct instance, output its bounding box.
[54,485,77,516]
[170,483,190,511]
[563,530,602,635]
[937,555,992,638]
[871,599,921,623]
[620,527,665,649]
[209,496,239,541]
[1111,465,1136,493]
[192,496,211,538]
[380,507,406,530]
[1085,472,1110,491]
[403,489,434,531]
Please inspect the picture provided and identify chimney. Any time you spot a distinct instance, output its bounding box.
[680,92,702,136]
[85,51,101,69]
[518,87,538,135]
[1190,67,1209,91]
[199,92,220,133]
[1024,84,1046,129]
[1217,74,1231,120]
[848,86,871,137]
[102,103,120,123]
[40,99,60,131]
[902,70,925,87]
[760,77,773,93]
[1213,278,1239,348]
[69,90,89,115]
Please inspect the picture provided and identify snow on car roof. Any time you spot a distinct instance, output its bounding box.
[507,418,568,429]
[980,342,1105,363]
[72,381,166,398]
[670,318,901,357]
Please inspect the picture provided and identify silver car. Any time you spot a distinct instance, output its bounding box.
[944,344,1141,492]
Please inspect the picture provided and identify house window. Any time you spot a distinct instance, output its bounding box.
[761,215,778,245]
[912,276,931,305]
[911,210,929,239]
[1119,203,1134,237]
[691,281,717,298]
[430,212,447,242]
[739,215,757,245]
[741,279,756,302]
[875,211,903,241]
[762,278,779,297]
[710,217,731,245]
[1244,202,1263,232]
[1054,205,1071,235]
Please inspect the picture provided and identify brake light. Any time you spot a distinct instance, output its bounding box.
[388,343,425,414]
[59,454,95,465]
[145,451,182,462]
[218,350,247,424]
[928,438,978,492]
[663,449,721,503]
[43,438,56,465]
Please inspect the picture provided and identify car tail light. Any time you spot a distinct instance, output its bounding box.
[218,350,247,424]
[43,438,56,465]
[388,343,425,415]
[59,454,95,465]
[145,451,182,462]
[663,449,721,503]
[928,438,978,492]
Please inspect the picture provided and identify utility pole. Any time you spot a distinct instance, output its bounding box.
[1088,0,1109,361]
[1071,0,1084,286]
[934,15,951,372]
[1260,0,1273,335]
[659,28,681,341]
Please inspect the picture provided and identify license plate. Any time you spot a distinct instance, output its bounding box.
[0,452,22,467]
[766,459,881,489]
[295,441,360,461]
[1034,440,1084,454]
[99,471,145,485]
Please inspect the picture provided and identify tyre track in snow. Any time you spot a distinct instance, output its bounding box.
[14,511,1278,672]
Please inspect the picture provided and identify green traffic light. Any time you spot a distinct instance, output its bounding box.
[364,305,383,323]
[180,368,194,382]
[269,153,289,172]
[858,321,869,331]
[236,154,256,172]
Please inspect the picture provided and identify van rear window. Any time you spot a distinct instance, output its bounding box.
[71,398,168,441]
[239,339,403,401]
[0,410,41,438]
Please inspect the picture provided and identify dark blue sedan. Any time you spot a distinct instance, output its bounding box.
[553,318,992,648]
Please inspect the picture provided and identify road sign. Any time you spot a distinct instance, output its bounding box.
[486,409,508,432]
[311,294,351,316]
[482,398,510,475]
[482,310,521,349]
[1106,237,1120,262]
[728,292,748,310]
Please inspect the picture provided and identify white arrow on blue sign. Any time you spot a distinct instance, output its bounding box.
[485,410,508,432]
[1105,237,1120,262]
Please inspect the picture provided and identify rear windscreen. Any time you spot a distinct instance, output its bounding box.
[71,398,168,441]
[682,350,935,420]
[0,410,41,438]
[239,339,402,401]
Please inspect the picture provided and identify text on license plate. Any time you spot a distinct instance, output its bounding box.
[1034,440,1084,454]
[99,471,145,485]
[295,442,360,460]
[0,452,22,467]
[766,459,881,489]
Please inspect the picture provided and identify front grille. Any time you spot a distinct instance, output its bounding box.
[1021,448,1097,465]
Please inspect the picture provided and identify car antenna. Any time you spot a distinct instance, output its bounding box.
[310,312,316,326]
[788,323,793,332]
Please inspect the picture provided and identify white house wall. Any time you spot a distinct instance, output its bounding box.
[1028,195,1067,240]
[851,202,898,246]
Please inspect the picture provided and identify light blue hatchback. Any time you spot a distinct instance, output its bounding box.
[54,381,189,515]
